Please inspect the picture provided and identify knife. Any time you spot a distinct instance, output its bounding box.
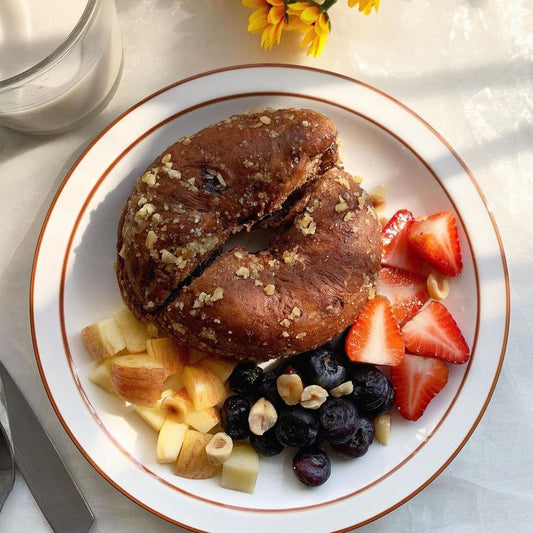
[0,361,94,532]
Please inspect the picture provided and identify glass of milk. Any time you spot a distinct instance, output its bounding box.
[0,0,123,134]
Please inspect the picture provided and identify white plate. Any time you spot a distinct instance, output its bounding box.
[31,65,509,532]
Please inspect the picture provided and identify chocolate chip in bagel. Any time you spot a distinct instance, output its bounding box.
[116,108,381,362]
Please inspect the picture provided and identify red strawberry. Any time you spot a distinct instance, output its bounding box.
[345,295,404,366]
[382,209,427,275]
[376,266,430,324]
[390,353,449,421]
[407,211,462,276]
[401,300,470,364]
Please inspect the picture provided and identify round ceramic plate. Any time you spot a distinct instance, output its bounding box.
[31,65,509,532]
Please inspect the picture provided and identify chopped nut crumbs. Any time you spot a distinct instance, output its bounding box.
[181,137,191,145]
[335,195,348,212]
[235,266,250,279]
[280,319,291,328]
[281,331,290,338]
[167,169,181,179]
[142,172,157,187]
[161,154,172,164]
[264,284,275,295]
[172,323,187,334]
[358,195,366,209]
[137,197,148,206]
[302,120,309,127]
[288,307,301,320]
[335,175,351,189]
[136,203,155,220]
[145,230,157,249]
[343,211,355,222]
[296,213,317,235]
[259,115,271,124]
[243,160,255,168]
[295,332,307,339]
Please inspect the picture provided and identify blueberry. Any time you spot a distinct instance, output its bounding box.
[274,406,319,448]
[330,417,374,459]
[301,346,348,389]
[349,365,395,418]
[249,429,284,457]
[256,370,284,409]
[220,395,250,440]
[318,397,358,444]
[293,447,331,487]
[228,361,263,396]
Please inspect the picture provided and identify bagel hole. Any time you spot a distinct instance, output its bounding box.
[223,226,275,254]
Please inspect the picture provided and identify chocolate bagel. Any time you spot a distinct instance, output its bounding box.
[116,108,381,361]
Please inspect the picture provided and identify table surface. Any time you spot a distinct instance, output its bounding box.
[0,1,531,532]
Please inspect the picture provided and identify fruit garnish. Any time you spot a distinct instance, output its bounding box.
[381,209,426,275]
[376,265,430,324]
[389,353,449,421]
[345,295,405,366]
[401,300,470,364]
[407,211,462,276]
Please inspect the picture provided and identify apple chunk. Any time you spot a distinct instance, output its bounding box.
[157,419,188,464]
[111,353,166,406]
[88,358,117,395]
[182,363,227,410]
[221,444,259,493]
[200,356,237,384]
[175,429,219,479]
[147,337,188,377]
[112,306,152,353]
[81,317,126,360]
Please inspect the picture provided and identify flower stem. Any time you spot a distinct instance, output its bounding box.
[321,0,338,10]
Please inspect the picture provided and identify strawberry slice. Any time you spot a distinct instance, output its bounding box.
[376,266,430,324]
[390,353,449,421]
[401,300,470,364]
[345,295,404,366]
[407,211,462,276]
[381,209,427,275]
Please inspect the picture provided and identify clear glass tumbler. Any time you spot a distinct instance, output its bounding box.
[0,0,123,134]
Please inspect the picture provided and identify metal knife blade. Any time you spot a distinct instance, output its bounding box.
[0,361,94,532]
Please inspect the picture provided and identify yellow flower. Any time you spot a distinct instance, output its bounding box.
[286,2,331,57]
[242,0,287,50]
[347,0,380,15]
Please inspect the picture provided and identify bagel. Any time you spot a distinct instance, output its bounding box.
[116,108,382,361]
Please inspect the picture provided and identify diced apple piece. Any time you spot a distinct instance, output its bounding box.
[186,405,220,434]
[182,363,227,410]
[111,353,166,406]
[156,419,188,464]
[133,404,165,431]
[147,337,188,377]
[163,373,184,392]
[200,356,237,383]
[175,429,219,479]
[220,444,259,494]
[112,306,152,353]
[81,317,126,360]
[88,358,117,395]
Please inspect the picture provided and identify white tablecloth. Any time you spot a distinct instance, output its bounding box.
[0,1,531,531]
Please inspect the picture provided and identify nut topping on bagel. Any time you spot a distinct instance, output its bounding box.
[116,108,381,362]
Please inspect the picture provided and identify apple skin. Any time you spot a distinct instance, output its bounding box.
[182,363,227,410]
[111,354,166,406]
[175,429,220,479]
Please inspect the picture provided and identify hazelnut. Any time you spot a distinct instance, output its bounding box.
[329,381,354,398]
[205,432,233,464]
[373,413,391,445]
[300,385,328,409]
[160,395,189,423]
[427,271,450,300]
[248,397,278,436]
[276,373,304,406]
